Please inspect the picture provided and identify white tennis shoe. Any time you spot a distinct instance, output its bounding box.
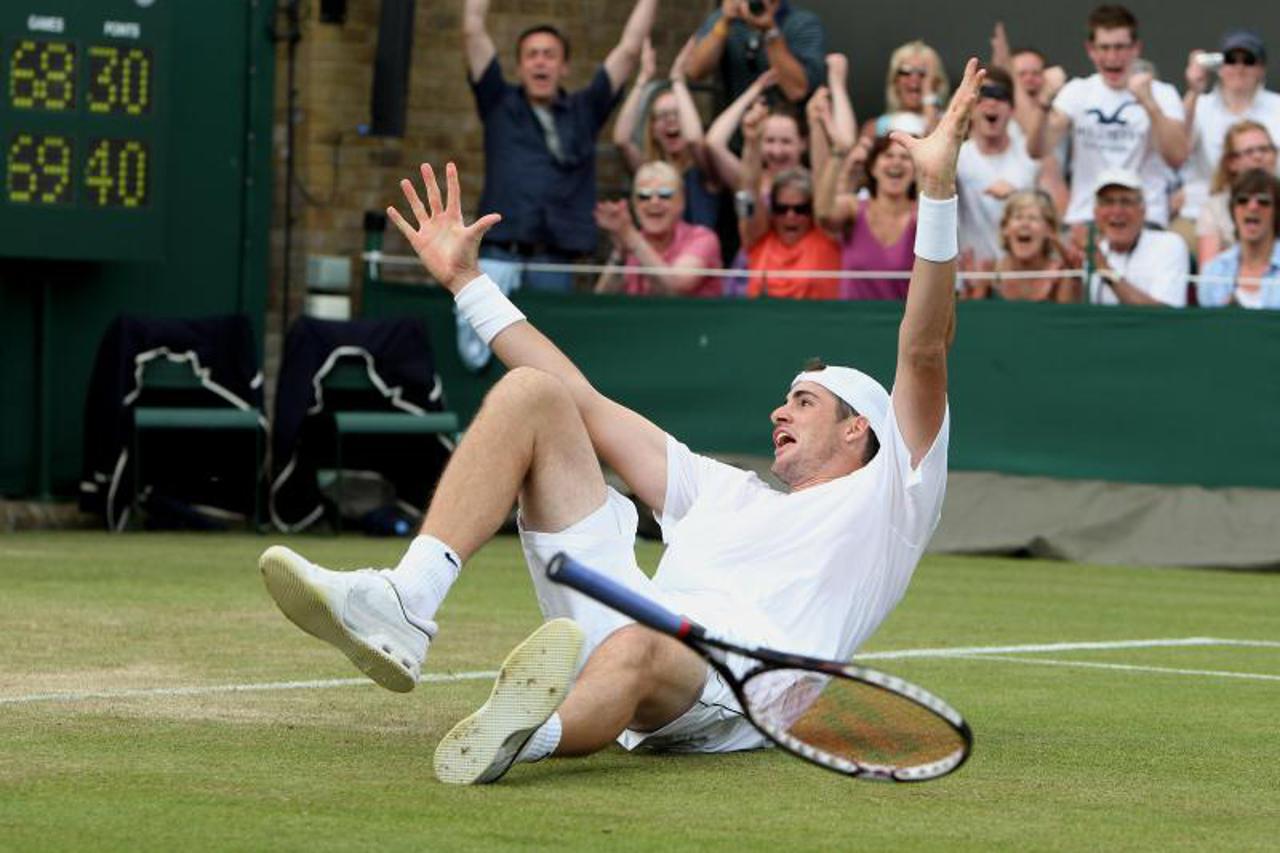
[258,545,434,693]
[434,617,584,785]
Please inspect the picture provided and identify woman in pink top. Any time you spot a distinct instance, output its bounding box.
[594,160,722,297]
[815,135,918,300]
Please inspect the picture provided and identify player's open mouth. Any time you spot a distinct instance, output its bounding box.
[773,429,796,453]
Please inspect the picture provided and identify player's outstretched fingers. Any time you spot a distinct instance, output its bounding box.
[943,58,985,139]
[420,163,444,219]
[399,175,429,228]
[445,162,463,217]
[466,212,503,243]
[386,202,415,242]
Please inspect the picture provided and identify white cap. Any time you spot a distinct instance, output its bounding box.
[791,367,891,441]
[1093,167,1143,197]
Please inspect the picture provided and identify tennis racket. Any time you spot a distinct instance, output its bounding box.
[546,552,972,782]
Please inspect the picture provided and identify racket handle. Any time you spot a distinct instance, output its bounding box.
[546,552,690,638]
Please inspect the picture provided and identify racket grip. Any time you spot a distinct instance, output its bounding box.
[546,552,689,637]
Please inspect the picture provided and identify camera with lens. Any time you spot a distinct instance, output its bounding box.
[1195,52,1225,71]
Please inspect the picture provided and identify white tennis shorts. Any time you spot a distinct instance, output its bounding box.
[518,486,768,754]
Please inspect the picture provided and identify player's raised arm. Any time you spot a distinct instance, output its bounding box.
[386,163,670,511]
[886,58,984,467]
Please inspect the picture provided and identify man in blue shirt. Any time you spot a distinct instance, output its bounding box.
[684,0,826,106]
[463,0,657,296]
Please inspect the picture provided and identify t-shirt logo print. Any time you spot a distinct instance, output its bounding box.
[1086,101,1139,126]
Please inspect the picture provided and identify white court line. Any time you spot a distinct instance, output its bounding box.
[0,671,496,706]
[854,637,1280,660]
[946,654,1280,683]
[2,637,1276,706]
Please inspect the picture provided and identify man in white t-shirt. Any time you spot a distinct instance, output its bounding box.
[1027,4,1187,229]
[957,67,1043,265]
[256,62,985,787]
[1088,168,1189,306]
[1180,31,1280,230]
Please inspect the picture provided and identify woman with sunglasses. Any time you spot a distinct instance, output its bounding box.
[858,41,949,142]
[594,160,723,297]
[815,136,918,300]
[612,38,721,229]
[1197,169,1280,309]
[1196,120,1279,267]
[1182,31,1280,243]
[739,167,839,299]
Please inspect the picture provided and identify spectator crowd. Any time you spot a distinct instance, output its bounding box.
[458,0,1280,312]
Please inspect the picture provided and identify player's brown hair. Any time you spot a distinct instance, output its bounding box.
[800,358,881,464]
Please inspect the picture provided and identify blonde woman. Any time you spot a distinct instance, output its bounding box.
[612,38,721,228]
[860,41,950,141]
[595,160,723,297]
[973,190,1078,302]
[1196,120,1278,267]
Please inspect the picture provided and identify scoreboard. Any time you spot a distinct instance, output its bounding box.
[1,1,170,261]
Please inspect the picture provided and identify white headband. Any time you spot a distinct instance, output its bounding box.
[791,367,890,441]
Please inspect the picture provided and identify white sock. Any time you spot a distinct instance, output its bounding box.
[383,534,461,625]
[515,713,562,764]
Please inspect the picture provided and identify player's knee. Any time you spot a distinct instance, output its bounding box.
[486,366,571,414]
[597,624,669,680]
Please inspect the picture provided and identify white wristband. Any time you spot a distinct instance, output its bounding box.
[454,274,526,345]
[914,194,959,263]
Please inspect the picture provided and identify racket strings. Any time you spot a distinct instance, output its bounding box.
[745,669,966,771]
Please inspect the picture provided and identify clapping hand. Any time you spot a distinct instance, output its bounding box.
[386,163,501,294]
[594,199,635,248]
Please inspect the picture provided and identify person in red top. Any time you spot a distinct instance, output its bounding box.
[741,167,840,298]
[594,160,723,297]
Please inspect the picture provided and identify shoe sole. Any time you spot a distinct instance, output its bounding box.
[258,545,417,693]
[434,618,584,785]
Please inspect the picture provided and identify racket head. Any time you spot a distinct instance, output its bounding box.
[737,662,972,782]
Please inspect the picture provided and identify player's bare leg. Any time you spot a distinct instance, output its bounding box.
[553,624,708,755]
[421,365,607,560]
[259,365,608,692]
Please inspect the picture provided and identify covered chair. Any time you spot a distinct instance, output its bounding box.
[269,316,454,532]
[80,314,267,531]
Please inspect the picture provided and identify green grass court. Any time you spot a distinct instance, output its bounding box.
[2,533,1277,850]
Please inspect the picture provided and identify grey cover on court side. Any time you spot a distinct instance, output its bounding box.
[931,472,1280,570]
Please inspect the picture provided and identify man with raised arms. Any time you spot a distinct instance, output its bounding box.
[258,60,986,786]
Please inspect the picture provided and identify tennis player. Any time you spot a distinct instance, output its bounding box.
[260,59,986,786]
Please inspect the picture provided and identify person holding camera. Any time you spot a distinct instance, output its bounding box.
[684,0,826,107]
[1180,31,1280,243]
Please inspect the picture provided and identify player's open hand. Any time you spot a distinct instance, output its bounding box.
[387,162,501,294]
[888,57,984,199]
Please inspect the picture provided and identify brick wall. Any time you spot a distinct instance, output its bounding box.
[269,0,712,318]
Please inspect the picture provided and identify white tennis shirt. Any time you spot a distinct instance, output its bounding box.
[652,401,950,663]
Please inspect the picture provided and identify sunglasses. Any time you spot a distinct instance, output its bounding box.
[1225,51,1260,66]
[773,202,813,216]
[633,187,677,201]
[895,66,928,78]
[1232,193,1274,208]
